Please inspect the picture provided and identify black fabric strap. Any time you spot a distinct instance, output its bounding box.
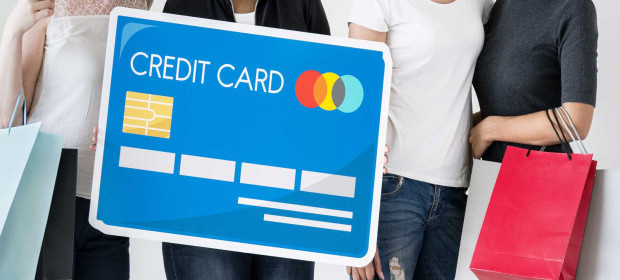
[551,108,574,154]
[528,109,573,160]
[544,109,572,160]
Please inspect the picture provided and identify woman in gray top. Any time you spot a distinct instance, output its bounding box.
[471,0,598,161]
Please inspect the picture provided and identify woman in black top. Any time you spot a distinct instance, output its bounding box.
[164,0,330,35]
[470,0,598,162]
[160,1,329,279]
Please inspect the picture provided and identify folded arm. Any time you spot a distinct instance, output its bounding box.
[0,0,51,128]
[470,103,594,158]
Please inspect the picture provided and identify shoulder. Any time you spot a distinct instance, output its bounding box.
[554,0,597,32]
[557,0,596,17]
[554,0,597,41]
[349,0,393,25]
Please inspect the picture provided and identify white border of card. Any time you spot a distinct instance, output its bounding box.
[89,7,392,266]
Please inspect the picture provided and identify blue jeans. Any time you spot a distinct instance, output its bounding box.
[374,174,467,280]
[162,243,314,280]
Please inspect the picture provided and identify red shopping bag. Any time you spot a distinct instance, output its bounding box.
[470,146,596,280]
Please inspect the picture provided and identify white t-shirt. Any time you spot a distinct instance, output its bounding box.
[234,12,256,25]
[30,16,110,198]
[350,0,494,188]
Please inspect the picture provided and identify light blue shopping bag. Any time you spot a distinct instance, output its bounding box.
[0,91,63,280]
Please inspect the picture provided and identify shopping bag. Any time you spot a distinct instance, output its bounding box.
[455,159,501,280]
[456,165,620,280]
[0,123,40,233]
[0,92,63,279]
[35,149,77,280]
[470,146,596,280]
[470,109,597,280]
[0,89,37,232]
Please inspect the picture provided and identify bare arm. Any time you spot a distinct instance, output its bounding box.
[349,23,386,43]
[470,103,594,158]
[0,0,52,128]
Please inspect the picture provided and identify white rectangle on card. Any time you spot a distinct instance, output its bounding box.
[179,155,236,182]
[240,163,296,190]
[238,197,353,219]
[118,146,175,174]
[264,214,352,232]
[300,171,356,198]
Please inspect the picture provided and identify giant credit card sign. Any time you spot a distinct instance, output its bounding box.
[91,8,391,266]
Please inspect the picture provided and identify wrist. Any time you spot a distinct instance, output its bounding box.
[2,23,25,40]
[3,11,30,38]
[483,116,504,142]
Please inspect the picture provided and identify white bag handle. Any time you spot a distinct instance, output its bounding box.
[555,107,588,154]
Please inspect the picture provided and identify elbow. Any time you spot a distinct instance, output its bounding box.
[576,126,591,140]
[560,103,595,140]
[566,117,592,141]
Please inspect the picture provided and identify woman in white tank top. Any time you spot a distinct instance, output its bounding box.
[0,0,150,278]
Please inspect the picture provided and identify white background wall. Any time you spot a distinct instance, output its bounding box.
[1,0,618,279]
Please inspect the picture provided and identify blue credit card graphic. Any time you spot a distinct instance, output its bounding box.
[91,8,392,266]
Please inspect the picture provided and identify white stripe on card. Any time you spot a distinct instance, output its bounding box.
[300,171,356,198]
[179,155,236,182]
[238,197,353,219]
[240,163,296,190]
[118,146,175,174]
[264,214,352,232]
